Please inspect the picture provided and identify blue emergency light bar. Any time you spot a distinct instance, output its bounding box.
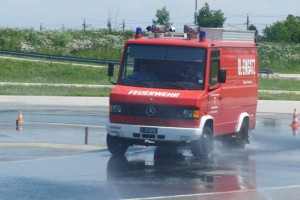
[135,27,142,39]
[200,31,206,42]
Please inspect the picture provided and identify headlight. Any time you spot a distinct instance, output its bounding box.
[110,104,122,113]
[183,109,200,119]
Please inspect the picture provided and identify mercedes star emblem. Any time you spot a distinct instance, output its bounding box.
[145,106,156,117]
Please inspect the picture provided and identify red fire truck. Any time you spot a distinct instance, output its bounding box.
[106,25,258,157]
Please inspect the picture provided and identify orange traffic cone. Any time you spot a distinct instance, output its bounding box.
[291,108,299,128]
[17,111,24,124]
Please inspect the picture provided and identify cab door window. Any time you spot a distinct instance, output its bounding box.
[209,51,220,86]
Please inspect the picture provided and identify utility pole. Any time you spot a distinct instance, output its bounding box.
[83,18,86,30]
[82,18,91,31]
[121,19,125,32]
[194,0,198,25]
[246,14,250,30]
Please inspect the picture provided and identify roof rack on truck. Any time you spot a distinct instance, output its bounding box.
[200,27,255,43]
[141,25,256,43]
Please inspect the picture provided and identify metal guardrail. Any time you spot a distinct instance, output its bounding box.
[1,49,279,76]
[0,49,120,65]
[258,69,274,75]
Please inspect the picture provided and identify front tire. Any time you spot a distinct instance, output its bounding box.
[191,126,213,157]
[106,134,128,155]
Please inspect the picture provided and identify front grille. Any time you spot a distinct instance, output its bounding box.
[113,103,197,120]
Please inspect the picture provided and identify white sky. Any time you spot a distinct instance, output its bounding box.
[0,0,299,34]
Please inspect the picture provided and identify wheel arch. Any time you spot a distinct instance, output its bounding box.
[199,115,214,135]
[235,112,250,132]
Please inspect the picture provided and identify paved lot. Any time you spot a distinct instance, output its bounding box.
[0,96,299,199]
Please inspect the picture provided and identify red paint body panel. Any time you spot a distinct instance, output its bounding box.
[110,85,206,106]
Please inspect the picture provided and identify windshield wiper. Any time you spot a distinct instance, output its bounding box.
[153,82,188,89]
[121,79,150,87]
[159,82,204,90]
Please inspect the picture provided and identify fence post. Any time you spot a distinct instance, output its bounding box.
[85,127,88,145]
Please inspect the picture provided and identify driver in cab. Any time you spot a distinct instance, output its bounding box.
[128,61,157,81]
[181,63,203,84]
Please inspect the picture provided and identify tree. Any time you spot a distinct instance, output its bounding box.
[263,15,300,42]
[152,6,173,29]
[196,3,226,28]
[248,24,259,37]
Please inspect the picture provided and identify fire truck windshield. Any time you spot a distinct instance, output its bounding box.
[119,44,206,90]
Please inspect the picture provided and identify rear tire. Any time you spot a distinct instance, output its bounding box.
[236,120,249,148]
[107,134,128,155]
[191,126,213,157]
[222,120,249,149]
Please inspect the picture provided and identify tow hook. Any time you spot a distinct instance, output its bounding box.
[145,140,155,144]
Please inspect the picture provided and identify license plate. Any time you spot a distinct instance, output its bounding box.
[140,127,158,134]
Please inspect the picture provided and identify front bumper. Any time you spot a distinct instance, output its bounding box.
[106,123,203,144]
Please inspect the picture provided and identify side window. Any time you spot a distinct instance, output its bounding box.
[121,47,135,79]
[209,51,220,86]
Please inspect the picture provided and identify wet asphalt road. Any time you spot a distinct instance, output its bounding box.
[0,97,300,200]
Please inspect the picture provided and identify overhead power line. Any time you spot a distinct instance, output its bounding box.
[1,11,298,31]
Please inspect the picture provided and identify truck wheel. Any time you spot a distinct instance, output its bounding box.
[223,120,248,149]
[106,134,128,155]
[191,126,213,157]
[235,120,249,148]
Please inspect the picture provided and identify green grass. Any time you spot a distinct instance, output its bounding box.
[258,77,300,91]
[258,77,300,100]
[259,92,300,100]
[0,58,117,84]
[258,42,300,73]
[1,28,300,73]
[0,28,133,60]
[0,85,111,96]
[1,58,300,100]
[0,58,116,96]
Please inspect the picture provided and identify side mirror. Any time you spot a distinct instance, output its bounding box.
[218,69,226,83]
[107,62,114,77]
